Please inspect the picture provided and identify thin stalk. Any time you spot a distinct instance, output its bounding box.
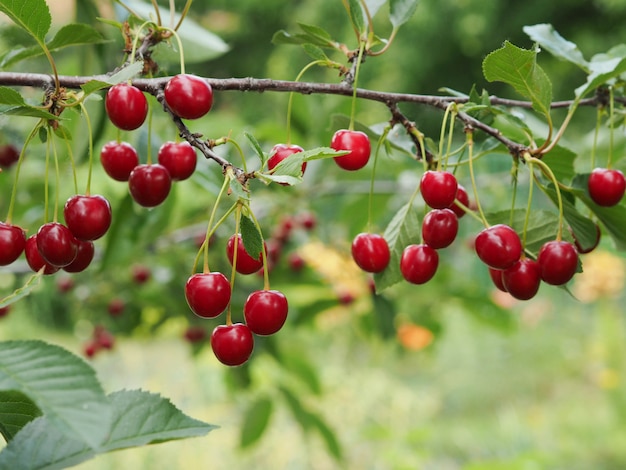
[227,205,243,326]
[245,206,270,291]
[521,161,535,250]
[524,153,565,240]
[174,0,194,32]
[608,87,615,169]
[466,130,489,227]
[150,0,162,26]
[286,60,325,145]
[349,40,367,131]
[79,103,94,194]
[591,105,602,170]
[368,126,390,233]
[6,123,42,223]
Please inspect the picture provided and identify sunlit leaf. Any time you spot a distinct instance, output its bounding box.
[240,397,273,448]
[523,24,588,71]
[575,46,626,99]
[389,0,420,29]
[0,0,51,42]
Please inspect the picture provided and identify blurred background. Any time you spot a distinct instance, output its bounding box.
[1,0,626,468]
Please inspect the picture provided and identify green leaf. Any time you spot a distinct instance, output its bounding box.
[302,44,328,61]
[244,131,267,166]
[365,0,387,18]
[301,147,349,161]
[306,412,343,461]
[540,142,577,183]
[0,105,58,119]
[389,0,420,29]
[298,23,335,47]
[0,270,43,308]
[0,390,216,470]
[0,390,42,442]
[374,202,422,291]
[240,397,273,448]
[0,86,25,106]
[371,294,397,338]
[346,0,366,34]
[0,0,51,43]
[106,60,144,86]
[482,41,552,120]
[240,214,263,260]
[279,348,323,395]
[0,340,111,449]
[523,24,588,71]
[575,46,626,99]
[571,174,626,249]
[81,79,113,96]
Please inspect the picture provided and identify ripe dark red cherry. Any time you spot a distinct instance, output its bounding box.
[488,267,507,292]
[100,141,139,181]
[107,298,125,317]
[24,235,59,275]
[449,184,470,218]
[185,272,231,318]
[62,239,94,273]
[421,208,459,249]
[351,233,390,273]
[588,168,626,207]
[0,305,11,318]
[128,164,172,207]
[105,83,148,131]
[330,130,371,171]
[244,289,289,336]
[164,74,213,120]
[420,170,458,209]
[36,223,78,267]
[157,141,197,181]
[210,323,254,366]
[0,222,26,265]
[64,195,112,241]
[184,325,207,343]
[502,258,541,300]
[0,144,20,169]
[226,234,265,275]
[400,244,439,284]
[131,265,151,284]
[268,144,306,182]
[474,224,522,270]
[537,240,579,285]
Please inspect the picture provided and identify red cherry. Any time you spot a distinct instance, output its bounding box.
[299,212,316,230]
[488,267,507,292]
[64,195,112,241]
[226,234,265,275]
[502,259,541,300]
[157,141,197,181]
[0,222,26,265]
[185,272,231,318]
[330,130,371,171]
[588,168,625,207]
[128,164,172,207]
[474,224,522,270]
[449,184,470,218]
[131,264,151,284]
[351,233,390,273]
[36,223,78,267]
[0,305,11,318]
[421,208,458,249]
[94,326,115,350]
[107,298,125,317]
[56,277,74,293]
[100,141,139,182]
[420,170,458,209]
[83,340,100,358]
[24,235,59,275]
[0,144,20,169]
[62,239,94,273]
[164,74,213,120]
[287,252,305,272]
[210,323,254,366]
[268,144,306,184]
[537,241,579,285]
[184,325,207,343]
[400,244,439,284]
[105,83,148,131]
[244,289,289,336]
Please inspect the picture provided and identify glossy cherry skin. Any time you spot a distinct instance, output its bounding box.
[244,289,289,336]
[351,233,390,273]
[157,141,197,181]
[421,208,459,249]
[400,244,439,284]
[24,235,59,275]
[420,170,458,209]
[330,130,371,171]
[449,184,470,218]
[62,240,94,273]
[502,259,541,300]
[211,323,254,366]
[64,195,112,241]
[0,222,26,265]
[226,234,265,275]
[185,272,231,318]
[588,168,625,207]
[164,74,213,120]
[36,223,78,267]
[100,141,139,182]
[0,144,20,169]
[488,267,507,292]
[474,224,522,270]
[105,83,148,131]
[128,164,172,207]
[537,241,579,285]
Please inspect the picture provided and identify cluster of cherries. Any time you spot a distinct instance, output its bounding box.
[185,233,289,366]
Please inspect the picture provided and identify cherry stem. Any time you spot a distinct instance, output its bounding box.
[226,138,248,174]
[286,60,325,145]
[540,100,577,155]
[444,107,457,170]
[6,123,41,224]
[57,125,78,196]
[349,40,366,131]
[150,0,162,26]
[79,103,93,195]
[174,0,194,32]
[129,21,152,69]
[608,86,615,169]
[146,101,154,164]
[227,205,244,326]
[521,161,535,251]
[246,206,270,291]
[466,130,490,228]
[591,105,602,170]
[51,128,62,223]
[168,0,175,29]
[438,102,455,171]
[368,126,390,233]
[43,129,51,223]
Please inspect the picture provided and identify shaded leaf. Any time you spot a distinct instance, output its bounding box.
[240,397,273,448]
[244,131,266,166]
[279,349,323,395]
[240,214,263,260]
[307,412,343,461]
[371,294,397,339]
[0,390,42,442]
[0,105,58,119]
[347,0,366,34]
[0,86,25,106]
[389,0,420,29]
[302,44,328,61]
[483,41,552,120]
[0,340,111,449]
[523,24,588,71]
